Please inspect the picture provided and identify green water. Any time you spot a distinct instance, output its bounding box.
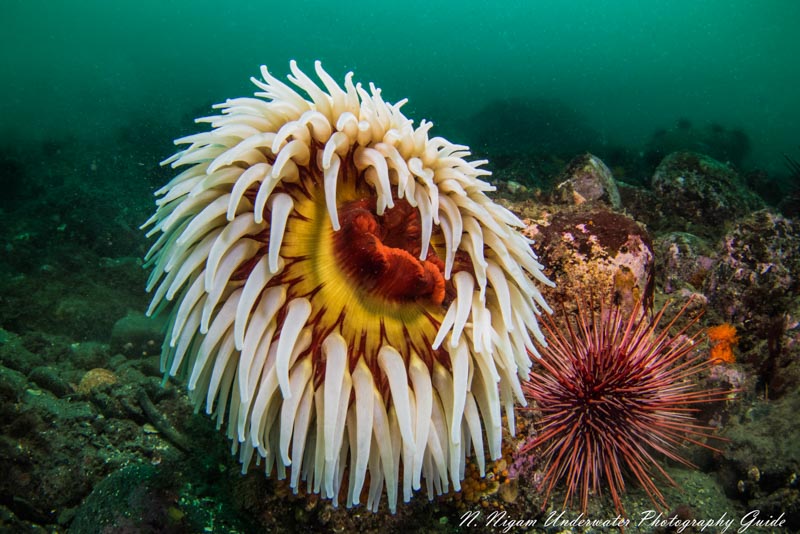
[2,0,799,172]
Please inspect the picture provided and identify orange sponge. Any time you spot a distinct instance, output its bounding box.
[707,323,738,364]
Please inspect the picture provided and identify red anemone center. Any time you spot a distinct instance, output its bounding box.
[333,198,446,306]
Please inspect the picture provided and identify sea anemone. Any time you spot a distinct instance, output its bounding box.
[141,61,552,512]
[522,299,729,514]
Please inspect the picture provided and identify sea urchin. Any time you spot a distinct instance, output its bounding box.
[142,61,552,512]
[522,299,729,514]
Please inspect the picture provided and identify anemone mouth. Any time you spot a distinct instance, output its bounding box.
[267,166,454,377]
[332,197,447,307]
[142,60,553,513]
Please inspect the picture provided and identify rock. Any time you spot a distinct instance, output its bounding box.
[0,386,98,523]
[22,386,95,423]
[653,232,715,293]
[650,151,764,238]
[0,365,27,404]
[705,210,799,341]
[28,366,73,397]
[69,341,111,370]
[76,368,118,396]
[110,312,164,358]
[505,180,527,195]
[643,120,751,169]
[703,210,800,395]
[69,463,166,534]
[0,329,45,375]
[524,206,654,313]
[719,388,800,530]
[616,181,660,228]
[70,457,249,534]
[555,153,621,208]
[53,297,99,340]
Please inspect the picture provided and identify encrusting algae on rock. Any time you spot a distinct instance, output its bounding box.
[76,368,118,395]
